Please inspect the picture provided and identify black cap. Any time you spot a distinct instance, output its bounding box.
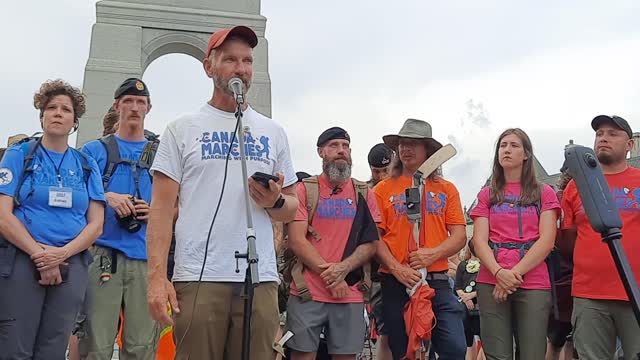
[317,127,350,147]
[591,115,633,138]
[368,143,394,168]
[296,171,312,182]
[114,78,150,99]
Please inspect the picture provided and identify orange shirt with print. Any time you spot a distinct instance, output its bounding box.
[374,176,466,273]
[561,166,640,301]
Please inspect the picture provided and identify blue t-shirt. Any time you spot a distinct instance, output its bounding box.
[81,136,152,260]
[0,143,105,247]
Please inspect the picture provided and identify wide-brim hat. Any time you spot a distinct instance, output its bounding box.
[383,118,443,150]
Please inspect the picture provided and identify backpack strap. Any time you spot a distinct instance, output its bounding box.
[13,138,41,208]
[291,260,312,302]
[302,176,321,241]
[352,178,372,302]
[13,139,92,208]
[489,185,542,239]
[138,138,159,170]
[291,176,320,303]
[74,149,92,185]
[352,179,369,205]
[488,240,535,259]
[99,134,124,190]
[100,134,157,193]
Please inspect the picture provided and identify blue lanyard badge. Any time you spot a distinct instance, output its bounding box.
[41,146,73,208]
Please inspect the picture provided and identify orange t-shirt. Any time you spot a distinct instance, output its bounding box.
[561,166,640,301]
[374,176,466,273]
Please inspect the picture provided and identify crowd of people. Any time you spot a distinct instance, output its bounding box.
[0,24,638,360]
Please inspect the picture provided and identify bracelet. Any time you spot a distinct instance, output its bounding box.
[493,267,503,277]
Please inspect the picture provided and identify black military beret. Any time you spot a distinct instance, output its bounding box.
[114,78,150,99]
[317,127,350,147]
[368,143,394,168]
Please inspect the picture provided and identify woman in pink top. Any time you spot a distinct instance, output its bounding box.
[471,128,560,360]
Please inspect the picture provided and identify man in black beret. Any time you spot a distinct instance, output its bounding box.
[114,77,151,100]
[285,126,381,359]
[316,126,351,147]
[78,77,158,359]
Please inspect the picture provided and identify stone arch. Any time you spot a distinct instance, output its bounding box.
[142,32,207,71]
[77,0,271,146]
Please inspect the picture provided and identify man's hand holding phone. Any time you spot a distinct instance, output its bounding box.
[248,172,284,208]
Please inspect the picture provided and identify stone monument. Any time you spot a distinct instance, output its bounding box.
[77,0,271,146]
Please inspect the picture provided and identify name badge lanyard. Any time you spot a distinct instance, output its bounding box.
[41,146,70,187]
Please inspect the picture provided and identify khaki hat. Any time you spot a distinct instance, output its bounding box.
[7,134,28,147]
[383,119,442,150]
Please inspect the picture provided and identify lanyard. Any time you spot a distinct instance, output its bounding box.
[40,146,70,187]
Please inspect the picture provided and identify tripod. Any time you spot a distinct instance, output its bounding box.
[231,98,261,360]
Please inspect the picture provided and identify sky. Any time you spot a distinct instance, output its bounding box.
[2,1,640,206]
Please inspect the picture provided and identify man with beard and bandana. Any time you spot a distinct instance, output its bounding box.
[285,127,381,360]
[146,26,299,359]
[561,115,640,359]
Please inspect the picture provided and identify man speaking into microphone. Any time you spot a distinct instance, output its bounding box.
[146,26,299,359]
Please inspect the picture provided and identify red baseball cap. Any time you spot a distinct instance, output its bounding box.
[205,26,258,58]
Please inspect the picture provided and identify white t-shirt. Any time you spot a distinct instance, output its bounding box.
[151,104,297,283]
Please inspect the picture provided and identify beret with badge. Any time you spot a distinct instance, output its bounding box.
[114,78,150,99]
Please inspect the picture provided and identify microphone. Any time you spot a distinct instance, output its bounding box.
[331,186,343,195]
[227,77,245,105]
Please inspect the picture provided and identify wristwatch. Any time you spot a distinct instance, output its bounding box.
[271,194,285,209]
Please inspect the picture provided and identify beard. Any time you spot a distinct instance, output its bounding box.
[596,148,624,165]
[323,157,352,183]
[212,71,252,98]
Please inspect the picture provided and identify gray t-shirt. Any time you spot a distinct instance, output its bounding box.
[151,104,297,282]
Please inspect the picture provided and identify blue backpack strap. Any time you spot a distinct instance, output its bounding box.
[488,240,535,259]
[13,138,42,208]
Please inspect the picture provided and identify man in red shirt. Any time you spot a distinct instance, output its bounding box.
[285,127,380,360]
[561,115,640,359]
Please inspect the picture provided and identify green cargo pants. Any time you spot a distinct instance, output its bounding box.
[572,297,640,360]
[477,283,551,360]
[78,246,159,360]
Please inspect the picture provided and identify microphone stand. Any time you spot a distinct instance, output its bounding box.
[232,96,260,360]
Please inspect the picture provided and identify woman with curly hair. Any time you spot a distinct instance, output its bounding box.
[0,79,105,359]
[471,128,560,360]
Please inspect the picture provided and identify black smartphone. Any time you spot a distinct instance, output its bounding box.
[59,263,69,282]
[251,172,279,188]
